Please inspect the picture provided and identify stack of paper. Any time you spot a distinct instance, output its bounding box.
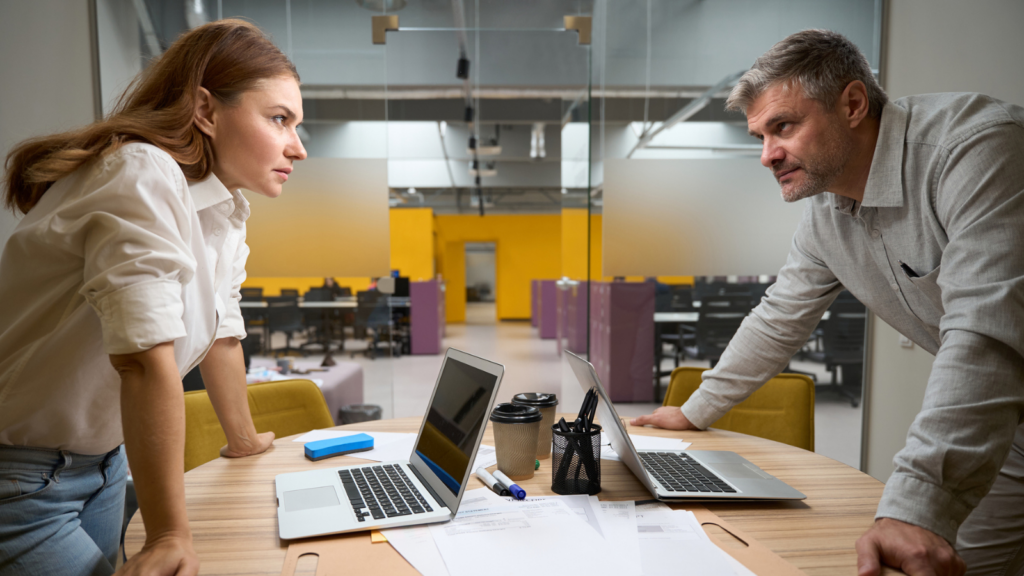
[381,489,752,576]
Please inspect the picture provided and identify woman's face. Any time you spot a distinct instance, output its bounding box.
[197,75,307,197]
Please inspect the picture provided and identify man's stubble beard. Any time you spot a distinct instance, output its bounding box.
[777,117,852,203]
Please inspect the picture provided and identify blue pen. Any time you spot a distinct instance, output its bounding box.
[492,470,526,500]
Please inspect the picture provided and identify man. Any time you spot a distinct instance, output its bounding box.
[631,30,1024,576]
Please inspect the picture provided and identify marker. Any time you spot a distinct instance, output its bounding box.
[475,467,511,497]
[492,470,526,500]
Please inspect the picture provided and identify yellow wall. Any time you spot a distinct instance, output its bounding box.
[561,208,603,280]
[440,241,466,323]
[435,214,561,321]
[390,208,435,281]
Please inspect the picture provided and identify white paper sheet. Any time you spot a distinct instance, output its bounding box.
[381,489,515,576]
[591,498,642,576]
[470,445,497,471]
[676,510,757,576]
[635,503,736,576]
[495,494,604,537]
[429,499,624,576]
[601,434,692,461]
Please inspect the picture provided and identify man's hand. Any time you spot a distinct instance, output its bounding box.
[220,431,275,458]
[856,518,965,576]
[116,534,199,576]
[630,407,700,430]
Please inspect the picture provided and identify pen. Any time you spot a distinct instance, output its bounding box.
[475,467,511,497]
[492,470,526,500]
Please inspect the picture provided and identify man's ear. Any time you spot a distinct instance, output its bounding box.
[194,86,217,138]
[841,80,870,129]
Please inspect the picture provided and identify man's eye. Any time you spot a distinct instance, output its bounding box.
[778,122,790,132]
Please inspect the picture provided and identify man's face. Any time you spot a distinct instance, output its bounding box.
[746,82,853,202]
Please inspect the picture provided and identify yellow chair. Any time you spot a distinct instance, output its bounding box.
[662,367,815,451]
[184,379,335,472]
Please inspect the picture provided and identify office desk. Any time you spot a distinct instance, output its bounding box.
[125,417,888,576]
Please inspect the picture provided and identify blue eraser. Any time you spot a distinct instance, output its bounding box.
[304,434,374,461]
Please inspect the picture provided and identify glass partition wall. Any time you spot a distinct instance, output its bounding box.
[381,2,596,414]
[93,0,882,470]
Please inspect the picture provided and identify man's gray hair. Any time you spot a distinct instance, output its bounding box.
[726,29,887,118]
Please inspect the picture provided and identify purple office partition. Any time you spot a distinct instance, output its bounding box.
[538,280,557,339]
[565,281,588,354]
[531,280,539,327]
[588,282,655,402]
[410,280,444,354]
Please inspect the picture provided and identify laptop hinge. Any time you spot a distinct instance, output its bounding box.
[409,464,446,510]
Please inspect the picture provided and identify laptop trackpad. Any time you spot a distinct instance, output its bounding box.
[711,463,771,480]
[284,486,341,512]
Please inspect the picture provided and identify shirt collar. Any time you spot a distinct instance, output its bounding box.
[188,173,233,212]
[860,101,908,208]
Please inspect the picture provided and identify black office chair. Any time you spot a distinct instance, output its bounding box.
[806,292,866,406]
[300,288,332,353]
[267,296,305,357]
[352,290,397,360]
[689,294,753,367]
[280,288,300,298]
[239,287,267,354]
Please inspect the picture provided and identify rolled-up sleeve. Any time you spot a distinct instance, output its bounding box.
[52,147,196,355]
[682,206,843,428]
[216,225,249,341]
[877,123,1024,543]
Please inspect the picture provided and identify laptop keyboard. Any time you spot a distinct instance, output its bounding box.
[338,464,434,522]
[639,452,737,494]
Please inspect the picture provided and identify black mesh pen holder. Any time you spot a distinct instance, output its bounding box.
[551,424,602,495]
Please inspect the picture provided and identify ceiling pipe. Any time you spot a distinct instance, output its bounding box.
[626,70,745,158]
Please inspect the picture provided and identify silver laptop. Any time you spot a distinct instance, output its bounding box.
[565,351,805,501]
[276,348,504,539]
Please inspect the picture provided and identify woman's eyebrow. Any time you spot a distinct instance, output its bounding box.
[270,105,297,120]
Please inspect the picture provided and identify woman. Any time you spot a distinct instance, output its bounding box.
[0,20,306,575]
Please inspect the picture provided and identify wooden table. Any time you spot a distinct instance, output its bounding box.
[126,416,889,575]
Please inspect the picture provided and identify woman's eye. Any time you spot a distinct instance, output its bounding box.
[272,115,287,124]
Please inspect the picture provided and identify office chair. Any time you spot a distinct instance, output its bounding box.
[239,287,267,352]
[299,288,332,354]
[182,379,335,472]
[353,290,397,359]
[806,293,866,407]
[240,287,263,301]
[267,296,305,357]
[689,294,753,367]
[280,288,300,297]
[663,367,815,451]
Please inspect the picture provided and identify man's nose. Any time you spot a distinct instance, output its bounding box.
[760,139,784,169]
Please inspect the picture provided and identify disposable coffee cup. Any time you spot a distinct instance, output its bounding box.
[511,393,558,459]
[489,403,542,480]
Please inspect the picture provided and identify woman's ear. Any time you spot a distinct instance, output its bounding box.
[194,86,217,138]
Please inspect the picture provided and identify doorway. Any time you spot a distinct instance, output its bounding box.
[465,242,496,325]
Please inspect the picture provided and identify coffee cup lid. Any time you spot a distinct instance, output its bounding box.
[489,403,542,424]
[511,393,558,408]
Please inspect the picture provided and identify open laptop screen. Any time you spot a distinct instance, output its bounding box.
[413,358,498,495]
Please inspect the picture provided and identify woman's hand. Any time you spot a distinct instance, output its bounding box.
[220,431,276,458]
[116,534,199,576]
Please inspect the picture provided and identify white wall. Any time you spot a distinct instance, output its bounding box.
[96,0,142,116]
[0,1,98,249]
[863,0,1024,482]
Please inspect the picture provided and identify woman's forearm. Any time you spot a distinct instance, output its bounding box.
[113,341,191,543]
[200,337,261,453]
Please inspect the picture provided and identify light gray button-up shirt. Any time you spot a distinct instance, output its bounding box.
[681,93,1024,544]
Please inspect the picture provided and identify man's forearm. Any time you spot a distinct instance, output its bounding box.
[199,337,260,452]
[116,342,192,543]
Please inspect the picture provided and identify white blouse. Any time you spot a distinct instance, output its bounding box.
[0,142,249,455]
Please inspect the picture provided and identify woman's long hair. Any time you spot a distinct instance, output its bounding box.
[3,19,298,214]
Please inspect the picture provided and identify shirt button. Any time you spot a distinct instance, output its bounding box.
[214,228,223,236]
[871,229,881,238]
[891,283,899,292]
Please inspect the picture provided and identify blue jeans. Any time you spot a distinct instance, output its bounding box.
[0,444,127,576]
